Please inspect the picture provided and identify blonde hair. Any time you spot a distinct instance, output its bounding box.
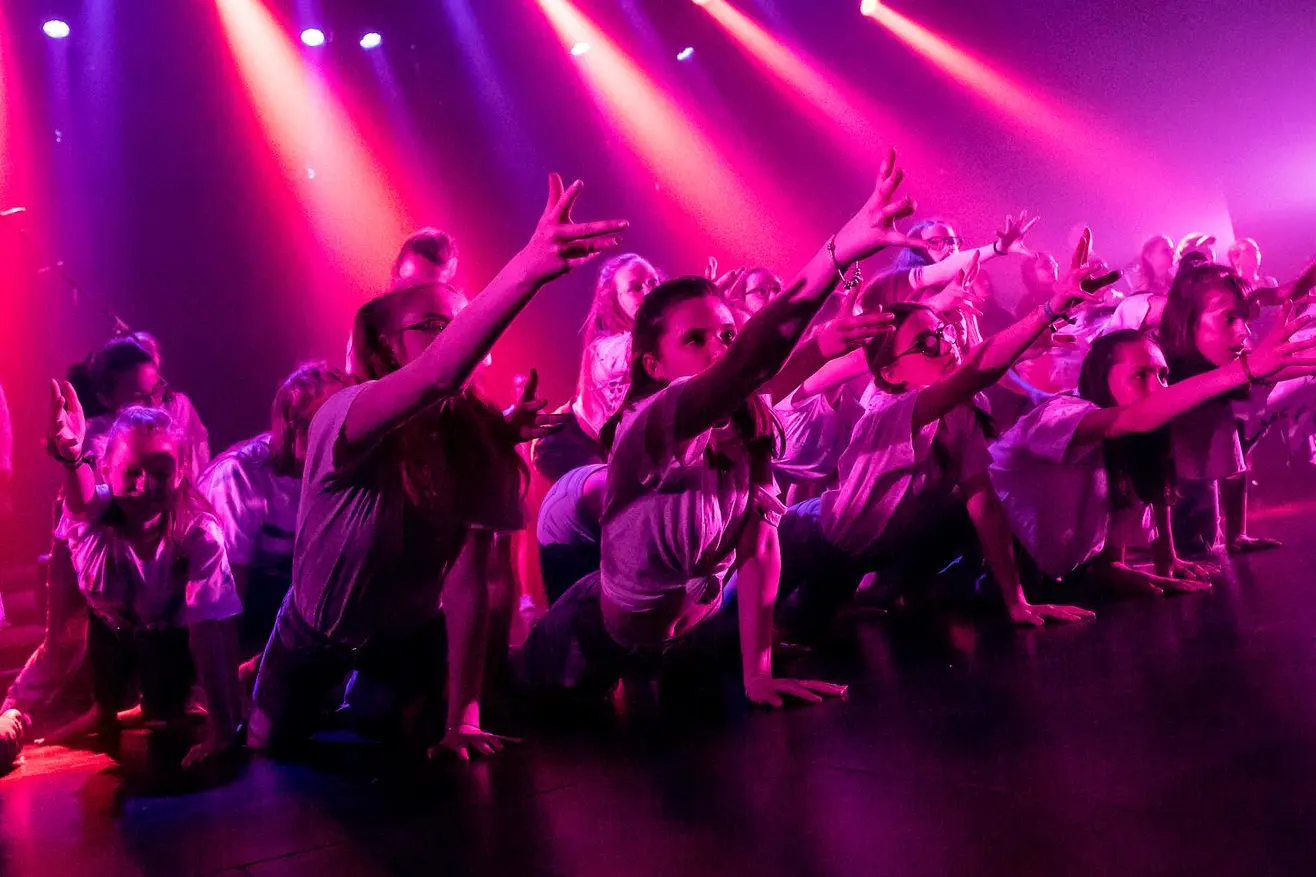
[104,406,215,541]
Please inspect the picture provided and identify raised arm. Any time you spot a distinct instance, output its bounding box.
[1073,307,1316,445]
[912,229,1113,429]
[343,176,628,450]
[673,150,923,442]
[908,211,1038,290]
[762,283,895,404]
[48,381,96,514]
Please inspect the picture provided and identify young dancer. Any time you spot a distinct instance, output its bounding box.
[248,174,627,760]
[43,389,242,768]
[518,151,920,706]
[780,232,1116,636]
[201,363,350,682]
[531,254,660,482]
[991,314,1316,594]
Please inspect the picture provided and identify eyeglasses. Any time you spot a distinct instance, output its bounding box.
[128,378,168,407]
[923,236,963,249]
[893,323,960,360]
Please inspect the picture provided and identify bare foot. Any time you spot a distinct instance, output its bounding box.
[1228,535,1282,554]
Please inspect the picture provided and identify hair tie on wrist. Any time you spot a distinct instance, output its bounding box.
[993,240,1006,256]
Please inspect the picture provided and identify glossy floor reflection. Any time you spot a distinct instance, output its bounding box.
[4,472,1316,877]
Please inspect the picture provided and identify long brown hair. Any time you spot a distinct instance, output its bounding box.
[1159,256,1248,386]
[270,361,352,477]
[600,277,781,473]
[582,253,650,347]
[350,282,528,518]
[1077,331,1176,508]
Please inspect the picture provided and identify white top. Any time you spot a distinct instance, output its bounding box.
[1171,397,1244,481]
[572,332,633,439]
[771,388,852,487]
[1107,293,1155,333]
[199,433,299,571]
[821,389,992,556]
[600,378,783,620]
[66,485,242,630]
[990,395,1148,578]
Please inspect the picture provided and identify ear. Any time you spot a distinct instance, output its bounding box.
[642,352,666,383]
[879,364,903,389]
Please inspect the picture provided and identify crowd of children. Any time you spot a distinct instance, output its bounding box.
[2,153,1314,776]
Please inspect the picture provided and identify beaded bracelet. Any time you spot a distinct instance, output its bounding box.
[827,236,863,292]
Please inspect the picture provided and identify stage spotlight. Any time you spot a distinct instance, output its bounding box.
[860,0,881,16]
[42,19,71,39]
[300,28,326,47]
[360,32,382,50]
[677,46,695,61]
[570,41,591,56]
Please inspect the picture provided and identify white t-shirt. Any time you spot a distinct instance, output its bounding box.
[66,486,241,630]
[600,378,783,620]
[771,388,851,488]
[991,395,1149,578]
[572,333,632,439]
[199,433,298,572]
[821,389,993,556]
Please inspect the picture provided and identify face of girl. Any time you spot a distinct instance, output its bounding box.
[643,295,737,384]
[920,223,960,264]
[110,363,165,411]
[1146,237,1174,279]
[385,285,469,368]
[1195,287,1249,366]
[104,433,182,525]
[1232,242,1260,278]
[741,270,782,316]
[881,309,961,389]
[615,260,659,320]
[1106,338,1169,406]
[1030,255,1059,288]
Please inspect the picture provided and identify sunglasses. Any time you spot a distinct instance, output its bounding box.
[923,236,963,249]
[893,323,960,359]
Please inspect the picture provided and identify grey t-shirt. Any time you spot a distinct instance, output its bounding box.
[291,383,463,647]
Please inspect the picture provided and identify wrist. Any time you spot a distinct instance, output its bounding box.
[1239,350,1261,382]
[993,240,1007,257]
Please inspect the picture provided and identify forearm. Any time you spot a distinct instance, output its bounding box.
[800,349,868,399]
[1151,504,1178,573]
[1075,361,1249,445]
[762,337,828,405]
[965,485,1027,610]
[444,532,492,732]
[345,257,541,446]
[676,246,840,439]
[910,244,1000,289]
[189,621,240,742]
[60,460,97,515]
[736,521,780,684]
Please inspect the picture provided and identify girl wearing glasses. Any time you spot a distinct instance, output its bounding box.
[248,175,627,761]
[780,234,1113,637]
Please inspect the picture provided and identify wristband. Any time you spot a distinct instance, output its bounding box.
[55,452,87,469]
[993,240,1007,256]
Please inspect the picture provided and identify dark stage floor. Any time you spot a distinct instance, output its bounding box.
[5,473,1316,877]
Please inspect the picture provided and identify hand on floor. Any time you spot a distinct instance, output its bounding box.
[430,725,521,762]
[1228,535,1282,554]
[1008,602,1095,627]
[182,732,238,770]
[744,676,848,708]
[35,707,116,747]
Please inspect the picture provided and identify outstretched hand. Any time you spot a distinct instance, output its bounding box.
[48,380,87,462]
[517,174,629,284]
[504,369,571,443]
[1047,228,1120,320]
[816,283,896,359]
[996,210,1041,256]
[831,148,923,264]
[429,725,522,762]
[745,675,848,708]
[1248,300,1316,377]
[926,250,984,316]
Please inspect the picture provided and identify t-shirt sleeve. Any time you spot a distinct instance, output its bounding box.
[308,382,370,483]
[944,405,995,485]
[199,455,263,566]
[179,516,243,626]
[612,378,713,491]
[1016,396,1101,465]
